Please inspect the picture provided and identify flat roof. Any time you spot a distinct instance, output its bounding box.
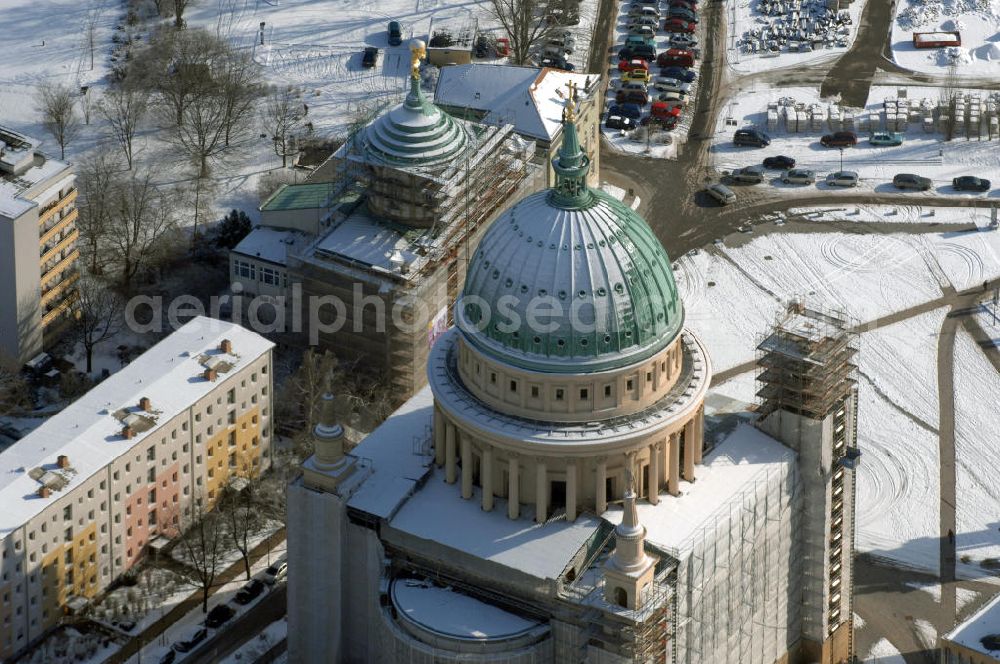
[0,317,274,536]
[944,590,1000,656]
[311,210,424,274]
[260,182,337,212]
[603,424,795,555]
[344,385,436,519]
[232,227,313,266]
[391,579,542,640]
[390,470,603,581]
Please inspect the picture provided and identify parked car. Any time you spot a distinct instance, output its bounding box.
[656,91,687,107]
[624,34,655,49]
[705,183,736,205]
[361,47,378,68]
[650,101,682,121]
[627,16,659,29]
[628,25,657,39]
[619,45,656,62]
[733,128,770,147]
[869,131,903,146]
[781,168,816,185]
[820,131,858,147]
[608,103,643,120]
[668,0,697,10]
[616,89,649,105]
[893,173,932,191]
[264,561,288,585]
[622,69,651,84]
[641,114,678,130]
[172,627,208,653]
[387,21,402,46]
[664,18,696,33]
[618,58,649,73]
[628,5,660,18]
[547,30,576,52]
[953,175,991,191]
[652,77,690,94]
[668,7,698,22]
[235,579,267,605]
[540,56,575,71]
[606,114,637,130]
[826,171,859,187]
[668,34,699,49]
[157,648,177,664]
[763,155,795,169]
[204,603,236,628]
[657,48,695,67]
[660,66,696,82]
[732,165,766,184]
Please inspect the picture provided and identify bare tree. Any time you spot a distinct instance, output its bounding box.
[262,87,306,167]
[0,354,32,416]
[218,52,261,147]
[217,474,265,581]
[99,86,148,169]
[106,170,176,291]
[172,0,190,28]
[73,277,122,374]
[174,501,226,613]
[37,83,81,159]
[489,0,552,65]
[75,149,121,275]
[278,349,338,436]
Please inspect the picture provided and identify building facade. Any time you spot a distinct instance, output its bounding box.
[0,126,79,364]
[0,318,273,660]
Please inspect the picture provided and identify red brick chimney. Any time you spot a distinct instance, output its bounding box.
[220,339,233,354]
[122,426,134,439]
[56,455,70,469]
[37,486,51,498]
[139,397,152,412]
[204,368,217,382]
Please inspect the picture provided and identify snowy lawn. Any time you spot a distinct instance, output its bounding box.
[891,0,1000,78]
[787,204,996,227]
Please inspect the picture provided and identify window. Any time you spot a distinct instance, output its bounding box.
[149,488,156,504]
[64,550,72,565]
[530,386,539,398]
[605,385,612,397]
[228,411,236,425]
[207,405,213,415]
[235,260,256,280]
[509,380,517,393]
[147,446,155,461]
[261,267,280,285]
[228,432,236,446]
[148,510,157,526]
[490,372,496,384]
[64,527,72,542]
[626,379,634,391]
[147,467,155,482]
[555,389,564,401]
[580,388,589,400]
[229,452,236,468]
[227,388,236,404]
[647,371,652,382]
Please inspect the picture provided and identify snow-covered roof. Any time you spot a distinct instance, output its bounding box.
[434,65,597,141]
[232,227,313,266]
[389,471,603,580]
[260,182,337,212]
[603,424,795,555]
[344,385,435,519]
[391,579,544,641]
[943,590,1000,656]
[0,317,274,536]
[310,210,424,275]
[0,126,71,219]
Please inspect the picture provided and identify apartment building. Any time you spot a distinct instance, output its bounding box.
[0,317,274,659]
[0,126,79,364]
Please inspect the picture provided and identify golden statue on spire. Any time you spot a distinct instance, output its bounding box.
[563,80,578,123]
[409,39,426,81]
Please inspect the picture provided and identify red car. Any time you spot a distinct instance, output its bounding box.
[618,58,649,74]
[664,18,695,33]
[615,89,650,105]
[656,48,695,67]
[651,101,682,120]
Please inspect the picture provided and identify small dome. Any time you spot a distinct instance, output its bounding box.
[361,69,468,167]
[458,97,682,374]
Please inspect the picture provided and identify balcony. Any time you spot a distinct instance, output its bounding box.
[40,229,79,267]
[37,189,77,229]
[41,270,79,308]
[41,250,80,289]
[39,208,78,247]
[42,290,79,327]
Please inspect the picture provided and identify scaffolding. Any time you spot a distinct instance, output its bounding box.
[755,301,859,421]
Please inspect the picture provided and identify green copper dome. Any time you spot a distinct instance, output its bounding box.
[361,71,469,167]
[458,106,683,374]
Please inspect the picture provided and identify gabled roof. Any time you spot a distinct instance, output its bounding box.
[434,65,596,141]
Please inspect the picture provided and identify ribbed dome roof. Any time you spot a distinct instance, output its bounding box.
[361,73,468,167]
[458,98,683,374]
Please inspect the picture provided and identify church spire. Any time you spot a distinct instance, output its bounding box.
[312,384,347,471]
[403,39,435,116]
[550,80,593,209]
[604,466,657,610]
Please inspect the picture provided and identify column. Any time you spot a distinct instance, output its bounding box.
[445,423,457,484]
[693,406,704,465]
[461,435,473,499]
[433,409,445,467]
[595,458,608,515]
[508,456,520,520]
[566,462,577,521]
[535,459,548,523]
[648,443,660,505]
[482,447,494,512]
[683,419,696,481]
[668,432,680,496]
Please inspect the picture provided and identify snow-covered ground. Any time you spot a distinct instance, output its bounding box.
[724,0,868,75]
[953,328,1000,579]
[712,84,1000,197]
[923,227,1000,292]
[864,637,906,664]
[218,617,286,664]
[787,204,996,227]
[891,0,1000,77]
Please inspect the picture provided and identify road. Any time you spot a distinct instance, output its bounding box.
[187,585,287,664]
